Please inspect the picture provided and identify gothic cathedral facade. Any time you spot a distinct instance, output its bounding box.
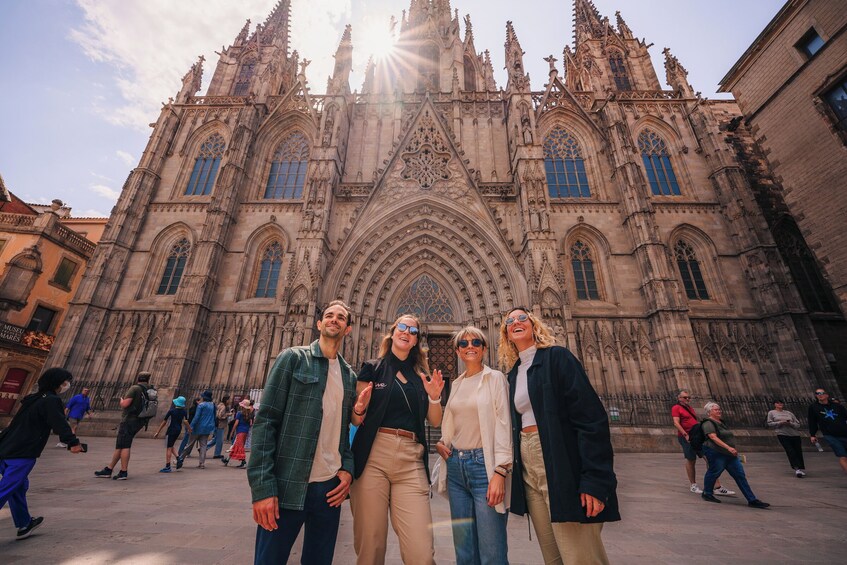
[46,0,838,402]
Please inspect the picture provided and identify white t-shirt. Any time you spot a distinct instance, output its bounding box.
[514,346,537,429]
[309,357,343,482]
[449,370,484,450]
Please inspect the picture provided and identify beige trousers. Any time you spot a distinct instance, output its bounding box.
[520,431,610,565]
[350,433,435,565]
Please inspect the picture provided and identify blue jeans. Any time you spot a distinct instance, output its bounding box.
[209,428,224,457]
[446,448,508,565]
[0,458,37,528]
[178,428,192,456]
[702,446,757,502]
[254,477,341,565]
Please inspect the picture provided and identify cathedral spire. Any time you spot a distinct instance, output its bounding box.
[362,56,375,94]
[615,11,633,39]
[505,21,530,92]
[257,0,291,51]
[573,0,605,43]
[482,49,497,90]
[175,55,204,103]
[663,47,694,98]
[463,13,474,44]
[328,24,353,95]
[234,19,251,46]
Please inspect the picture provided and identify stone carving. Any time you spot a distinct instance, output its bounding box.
[400,110,453,189]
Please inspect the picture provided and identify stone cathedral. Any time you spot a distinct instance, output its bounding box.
[46,0,840,406]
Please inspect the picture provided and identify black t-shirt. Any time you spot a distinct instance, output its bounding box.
[164,407,187,435]
[380,377,419,432]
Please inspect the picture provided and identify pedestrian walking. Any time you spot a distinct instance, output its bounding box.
[223,399,253,468]
[63,387,92,436]
[436,326,512,565]
[178,397,200,458]
[809,387,847,475]
[94,371,156,480]
[766,400,805,477]
[500,307,619,565]
[700,402,770,508]
[350,314,444,565]
[248,301,360,565]
[177,390,215,469]
[0,368,85,540]
[153,396,188,473]
[208,395,230,459]
[671,390,733,495]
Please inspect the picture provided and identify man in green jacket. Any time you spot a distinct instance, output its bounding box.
[248,300,358,565]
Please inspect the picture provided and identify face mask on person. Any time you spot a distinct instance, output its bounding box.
[59,381,71,394]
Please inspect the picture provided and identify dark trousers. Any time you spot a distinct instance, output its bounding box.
[254,477,341,565]
[777,435,805,470]
[0,458,37,528]
[703,446,757,502]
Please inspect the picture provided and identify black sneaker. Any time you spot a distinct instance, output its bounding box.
[176,457,184,470]
[16,516,44,540]
[701,493,721,503]
[94,467,113,478]
[112,470,128,480]
[748,499,770,509]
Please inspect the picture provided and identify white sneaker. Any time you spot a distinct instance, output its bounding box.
[690,483,703,494]
[715,486,736,496]
[795,469,806,478]
[56,442,67,448]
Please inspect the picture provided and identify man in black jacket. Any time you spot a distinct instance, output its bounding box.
[809,387,847,475]
[0,368,84,540]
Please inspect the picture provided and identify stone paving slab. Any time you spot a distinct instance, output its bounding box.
[1,437,846,563]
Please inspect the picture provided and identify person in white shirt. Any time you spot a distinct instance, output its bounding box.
[436,326,512,565]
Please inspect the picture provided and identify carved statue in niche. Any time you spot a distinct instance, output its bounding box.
[322,106,336,147]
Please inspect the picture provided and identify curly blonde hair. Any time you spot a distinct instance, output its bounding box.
[497,308,556,371]
[377,314,431,377]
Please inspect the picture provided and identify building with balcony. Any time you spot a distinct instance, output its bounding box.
[0,174,106,417]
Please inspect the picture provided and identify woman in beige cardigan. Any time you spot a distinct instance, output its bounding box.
[436,326,512,564]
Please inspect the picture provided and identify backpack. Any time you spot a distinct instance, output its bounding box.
[687,419,707,453]
[136,385,159,419]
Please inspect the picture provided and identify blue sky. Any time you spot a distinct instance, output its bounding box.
[0,0,783,217]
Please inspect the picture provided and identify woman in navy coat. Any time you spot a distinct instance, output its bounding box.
[498,307,619,565]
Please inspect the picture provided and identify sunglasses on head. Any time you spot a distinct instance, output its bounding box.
[458,338,485,349]
[505,313,529,326]
[396,323,419,335]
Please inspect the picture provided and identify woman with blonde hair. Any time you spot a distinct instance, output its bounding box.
[436,326,512,564]
[500,307,619,565]
[350,314,444,565]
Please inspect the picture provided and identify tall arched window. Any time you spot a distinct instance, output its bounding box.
[544,127,591,198]
[395,274,454,322]
[185,134,225,196]
[418,43,440,91]
[571,241,600,300]
[233,57,257,96]
[774,223,837,312]
[609,52,631,90]
[157,238,191,295]
[463,55,477,91]
[255,241,284,298]
[265,132,310,199]
[638,130,681,196]
[674,240,709,300]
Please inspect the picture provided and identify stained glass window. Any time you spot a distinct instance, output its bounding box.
[544,127,591,198]
[234,58,256,96]
[265,132,309,199]
[185,134,225,196]
[674,240,709,300]
[157,238,191,295]
[609,52,631,90]
[824,78,847,134]
[395,274,454,322]
[571,241,600,300]
[255,241,283,298]
[638,130,681,196]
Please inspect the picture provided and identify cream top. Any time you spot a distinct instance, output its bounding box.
[514,346,537,428]
[448,370,484,450]
[309,357,343,482]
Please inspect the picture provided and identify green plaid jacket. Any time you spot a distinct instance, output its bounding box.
[247,340,357,508]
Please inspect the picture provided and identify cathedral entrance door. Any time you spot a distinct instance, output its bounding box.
[426,335,457,404]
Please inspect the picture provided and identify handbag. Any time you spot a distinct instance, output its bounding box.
[430,456,448,498]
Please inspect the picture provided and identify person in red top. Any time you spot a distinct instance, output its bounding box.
[671,390,733,496]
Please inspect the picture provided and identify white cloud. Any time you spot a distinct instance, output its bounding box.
[90,183,121,200]
[115,150,135,166]
[77,208,111,218]
[70,0,351,130]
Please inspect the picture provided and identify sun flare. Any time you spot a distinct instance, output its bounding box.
[359,21,396,60]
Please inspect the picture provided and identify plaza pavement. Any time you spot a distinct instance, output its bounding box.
[1,436,846,564]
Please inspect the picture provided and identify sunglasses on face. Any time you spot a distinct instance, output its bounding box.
[815,391,827,396]
[505,313,529,326]
[458,339,485,349]
[396,323,419,336]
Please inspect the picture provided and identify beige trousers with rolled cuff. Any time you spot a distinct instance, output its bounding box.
[520,431,609,565]
[350,432,435,565]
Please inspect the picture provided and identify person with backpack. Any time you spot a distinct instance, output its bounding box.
[671,390,733,496]
[0,368,85,540]
[176,390,216,469]
[700,402,770,509]
[94,371,156,480]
